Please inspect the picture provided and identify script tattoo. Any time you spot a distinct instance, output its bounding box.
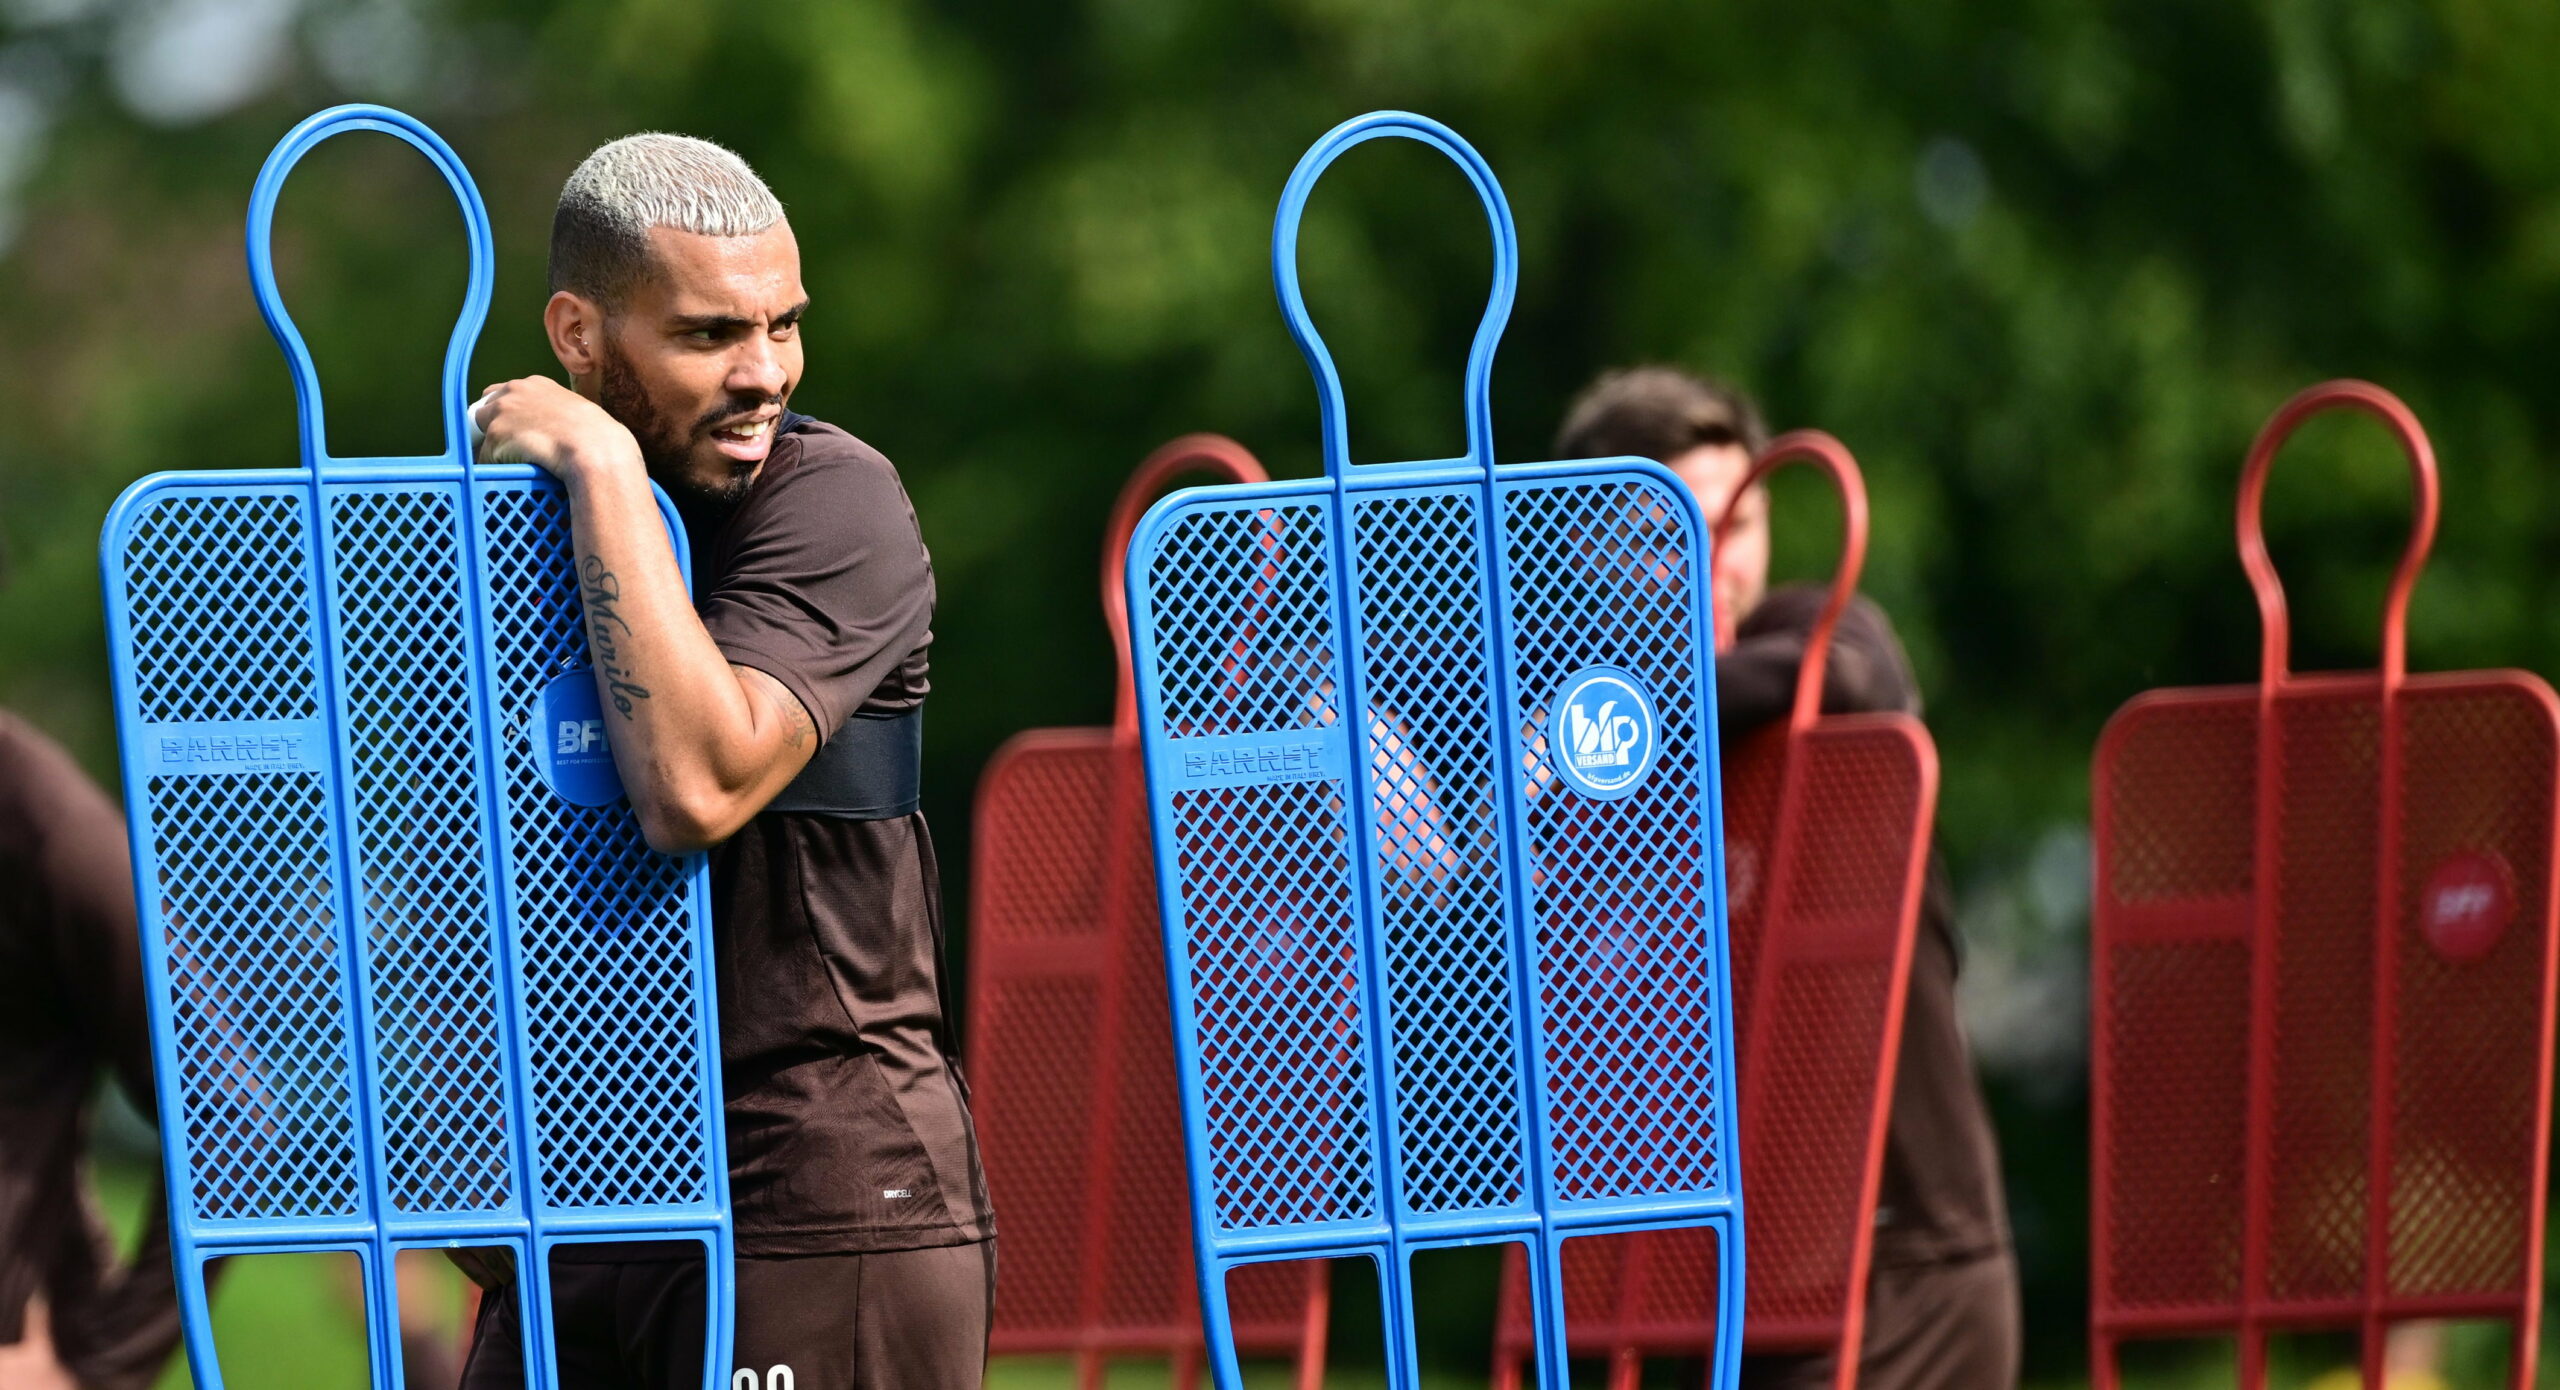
[579,556,651,717]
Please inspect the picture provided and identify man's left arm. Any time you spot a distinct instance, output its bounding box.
[475,377,817,853]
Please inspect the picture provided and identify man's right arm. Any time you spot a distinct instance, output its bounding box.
[475,378,820,853]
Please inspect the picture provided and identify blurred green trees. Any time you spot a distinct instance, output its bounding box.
[7,0,2560,1375]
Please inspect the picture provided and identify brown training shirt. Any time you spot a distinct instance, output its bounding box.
[1717,584,2011,1269]
[673,414,993,1256]
[0,711,188,1387]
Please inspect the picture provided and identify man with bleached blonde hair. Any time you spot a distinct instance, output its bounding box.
[459,132,993,1390]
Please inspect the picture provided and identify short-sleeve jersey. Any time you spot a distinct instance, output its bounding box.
[675,414,993,1256]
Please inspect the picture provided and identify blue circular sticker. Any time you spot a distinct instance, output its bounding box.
[1549,666,1660,799]
[531,669,626,807]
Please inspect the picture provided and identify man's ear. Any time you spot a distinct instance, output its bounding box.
[544,290,605,381]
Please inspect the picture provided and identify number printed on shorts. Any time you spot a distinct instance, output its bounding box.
[734,1368,795,1390]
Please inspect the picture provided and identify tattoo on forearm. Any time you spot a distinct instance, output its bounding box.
[578,556,652,718]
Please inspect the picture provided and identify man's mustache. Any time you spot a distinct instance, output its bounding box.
[690,394,781,435]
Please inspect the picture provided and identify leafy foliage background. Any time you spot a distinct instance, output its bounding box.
[6,0,2558,1373]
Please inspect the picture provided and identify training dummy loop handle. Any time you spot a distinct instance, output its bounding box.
[246,103,496,473]
[2236,379,2438,692]
[1718,430,1870,735]
[1271,111,1519,479]
[1104,435,1270,733]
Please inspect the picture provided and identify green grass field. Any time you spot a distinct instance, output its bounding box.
[92,1159,2558,1389]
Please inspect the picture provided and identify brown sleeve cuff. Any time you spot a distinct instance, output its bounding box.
[717,645,839,747]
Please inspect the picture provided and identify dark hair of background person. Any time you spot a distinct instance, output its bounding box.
[1554,364,1770,463]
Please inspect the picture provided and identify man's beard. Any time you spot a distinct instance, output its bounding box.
[596,341,770,516]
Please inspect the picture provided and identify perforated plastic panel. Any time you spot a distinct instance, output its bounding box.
[333,486,513,1219]
[969,438,1327,1389]
[101,106,729,1390]
[2090,382,2560,1390]
[1490,438,1935,1390]
[1126,114,1741,1390]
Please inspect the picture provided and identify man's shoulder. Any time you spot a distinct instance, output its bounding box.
[1741,581,1922,716]
[729,415,916,536]
[0,711,90,799]
[1740,582,1902,641]
[774,414,901,484]
[0,710,118,848]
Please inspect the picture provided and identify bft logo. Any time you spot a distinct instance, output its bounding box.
[556,718,607,756]
[532,670,627,808]
[1548,667,1660,799]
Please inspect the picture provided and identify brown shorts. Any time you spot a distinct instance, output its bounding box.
[457,1239,995,1390]
[1739,1248,2019,1390]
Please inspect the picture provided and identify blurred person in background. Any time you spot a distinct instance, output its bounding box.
[468,133,991,1390]
[1557,367,2020,1389]
[0,711,182,1390]
[0,710,477,1388]
[10,123,815,1386]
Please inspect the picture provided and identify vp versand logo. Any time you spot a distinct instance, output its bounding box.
[1548,666,1660,799]
[529,669,625,807]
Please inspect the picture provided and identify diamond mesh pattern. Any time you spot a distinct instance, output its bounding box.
[151,771,359,1221]
[973,732,1326,1359]
[1103,821,1328,1344]
[1145,504,1341,738]
[1557,1235,1628,1335]
[1101,776,1327,1350]
[2096,698,2253,1314]
[1348,490,1527,1216]
[973,737,1113,1343]
[1135,467,1732,1378]
[978,738,1113,947]
[124,492,321,725]
[1145,498,1377,1234]
[1099,791,1204,1330]
[329,487,513,1215]
[481,486,711,1211]
[1739,724,1926,1331]
[1500,477,1721,1203]
[1171,780,1376,1233]
[122,488,354,1225]
[2093,672,2560,1346]
[2263,692,2377,1306]
[1718,732,1787,1036]
[2385,684,2553,1299]
[2105,939,2251,1310]
[113,463,719,1324]
[981,971,1102,1335]
[2105,700,2257,908]
[1491,717,1928,1362]
[1748,960,1890,1313]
